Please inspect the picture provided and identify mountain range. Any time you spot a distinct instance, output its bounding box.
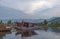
[0,5,60,23]
[0,5,31,19]
[48,17,60,23]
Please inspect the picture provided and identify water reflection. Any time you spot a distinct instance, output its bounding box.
[0,29,60,39]
[16,30,37,37]
[43,28,48,32]
[51,27,60,33]
[0,32,11,39]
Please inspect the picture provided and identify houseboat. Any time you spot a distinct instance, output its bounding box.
[15,21,34,30]
[15,21,38,37]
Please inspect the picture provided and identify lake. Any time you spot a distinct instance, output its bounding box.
[0,29,60,39]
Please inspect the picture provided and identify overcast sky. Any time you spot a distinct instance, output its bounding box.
[0,0,60,19]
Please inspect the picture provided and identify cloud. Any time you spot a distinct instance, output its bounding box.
[0,0,59,14]
[0,0,60,19]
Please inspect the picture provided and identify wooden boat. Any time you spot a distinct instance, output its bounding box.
[0,25,11,32]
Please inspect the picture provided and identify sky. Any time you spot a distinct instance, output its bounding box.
[0,0,60,19]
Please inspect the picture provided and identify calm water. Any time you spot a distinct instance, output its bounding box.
[0,30,60,39]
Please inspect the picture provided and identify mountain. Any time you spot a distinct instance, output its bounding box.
[48,17,60,23]
[1,19,44,23]
[0,5,29,19]
[1,17,60,23]
[0,5,45,23]
[16,19,44,23]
